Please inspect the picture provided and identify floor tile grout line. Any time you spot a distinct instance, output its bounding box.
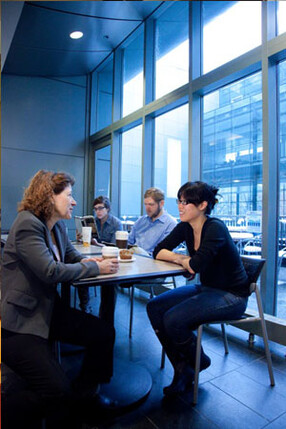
[208,379,278,423]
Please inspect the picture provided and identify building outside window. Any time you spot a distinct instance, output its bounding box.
[155,1,189,99]
[202,1,261,74]
[122,28,144,117]
[278,60,286,319]
[154,104,188,217]
[202,72,263,221]
[120,125,143,218]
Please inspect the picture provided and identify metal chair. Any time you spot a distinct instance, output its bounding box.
[193,256,275,404]
[242,234,262,255]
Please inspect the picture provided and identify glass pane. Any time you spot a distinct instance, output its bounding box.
[120,125,142,217]
[97,57,113,131]
[203,1,261,74]
[202,72,262,312]
[122,29,144,117]
[278,1,286,35]
[94,146,111,198]
[202,75,262,231]
[154,104,189,218]
[278,60,286,320]
[155,2,189,99]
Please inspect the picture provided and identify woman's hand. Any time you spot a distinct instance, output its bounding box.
[96,258,119,275]
[180,256,195,276]
[173,254,190,265]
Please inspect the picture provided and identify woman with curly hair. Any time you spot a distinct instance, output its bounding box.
[147,181,249,397]
[2,170,119,428]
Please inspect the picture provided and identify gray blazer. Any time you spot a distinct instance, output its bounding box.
[2,210,100,339]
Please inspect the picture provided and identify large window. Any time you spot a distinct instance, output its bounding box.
[202,72,262,222]
[122,28,144,117]
[203,1,261,74]
[96,57,113,131]
[278,60,286,319]
[155,2,189,99]
[120,125,143,217]
[154,104,188,217]
[94,145,111,199]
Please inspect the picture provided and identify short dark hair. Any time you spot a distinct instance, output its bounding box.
[177,181,219,215]
[93,196,111,211]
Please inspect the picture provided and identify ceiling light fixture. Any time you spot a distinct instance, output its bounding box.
[70,31,83,40]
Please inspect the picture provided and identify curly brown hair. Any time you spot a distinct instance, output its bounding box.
[18,170,75,219]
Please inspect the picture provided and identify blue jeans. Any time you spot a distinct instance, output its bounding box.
[147,284,248,368]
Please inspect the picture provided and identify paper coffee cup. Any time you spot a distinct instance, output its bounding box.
[82,226,92,247]
[115,230,128,249]
[102,246,119,259]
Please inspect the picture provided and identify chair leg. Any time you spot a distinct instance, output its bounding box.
[54,341,61,364]
[161,348,166,369]
[220,323,229,354]
[193,325,203,405]
[172,276,177,289]
[73,287,77,309]
[129,285,135,338]
[255,289,275,386]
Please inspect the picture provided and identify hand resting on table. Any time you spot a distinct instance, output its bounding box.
[81,257,119,275]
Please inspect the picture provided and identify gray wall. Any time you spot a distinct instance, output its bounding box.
[1,74,88,238]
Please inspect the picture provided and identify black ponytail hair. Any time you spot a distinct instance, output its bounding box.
[177,181,219,215]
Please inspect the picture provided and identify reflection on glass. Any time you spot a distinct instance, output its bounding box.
[154,104,188,217]
[120,125,142,217]
[122,29,144,117]
[203,1,261,74]
[97,57,113,131]
[202,72,262,219]
[278,60,286,319]
[95,146,111,198]
[155,1,189,99]
[202,73,263,313]
[278,0,286,35]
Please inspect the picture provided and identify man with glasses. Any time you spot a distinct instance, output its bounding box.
[128,188,177,255]
[92,196,122,245]
[78,196,122,318]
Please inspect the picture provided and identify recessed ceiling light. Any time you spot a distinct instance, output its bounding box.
[70,31,83,40]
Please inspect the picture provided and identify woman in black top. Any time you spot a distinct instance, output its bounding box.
[147,181,249,397]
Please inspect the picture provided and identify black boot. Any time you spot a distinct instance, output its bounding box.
[163,361,194,396]
[176,339,211,371]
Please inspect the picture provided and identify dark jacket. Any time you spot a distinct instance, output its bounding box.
[2,210,100,338]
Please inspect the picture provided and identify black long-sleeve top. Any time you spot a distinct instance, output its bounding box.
[153,217,249,297]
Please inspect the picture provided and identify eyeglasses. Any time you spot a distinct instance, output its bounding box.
[176,199,195,206]
[94,206,105,211]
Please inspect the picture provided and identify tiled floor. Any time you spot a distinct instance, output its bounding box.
[66,286,286,429]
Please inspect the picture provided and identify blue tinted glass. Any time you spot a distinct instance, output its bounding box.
[202,72,262,220]
[120,125,142,217]
[154,104,189,217]
[203,1,261,73]
[278,60,286,319]
[155,2,189,99]
[123,29,144,117]
[95,146,111,198]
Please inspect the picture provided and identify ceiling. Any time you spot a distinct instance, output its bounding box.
[3,1,163,77]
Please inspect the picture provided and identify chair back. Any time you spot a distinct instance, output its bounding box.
[241,255,265,285]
